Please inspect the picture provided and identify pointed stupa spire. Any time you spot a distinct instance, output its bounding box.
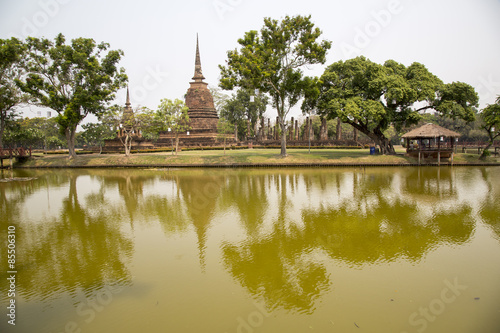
[122,86,134,128]
[125,86,131,107]
[192,34,205,82]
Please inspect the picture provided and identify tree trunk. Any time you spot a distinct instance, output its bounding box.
[479,142,493,160]
[66,126,77,159]
[336,118,342,141]
[372,128,395,154]
[350,123,395,155]
[279,118,287,157]
[0,125,4,148]
[124,134,132,156]
[0,110,6,148]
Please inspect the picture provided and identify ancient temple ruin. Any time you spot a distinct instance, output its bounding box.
[186,35,219,134]
[102,88,153,152]
[156,35,233,147]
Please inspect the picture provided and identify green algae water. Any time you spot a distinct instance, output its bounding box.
[1,167,499,333]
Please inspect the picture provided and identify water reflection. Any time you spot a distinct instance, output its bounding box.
[0,167,494,321]
[220,168,477,313]
[478,168,500,240]
[0,170,134,304]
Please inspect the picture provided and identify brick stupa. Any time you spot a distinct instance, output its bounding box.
[185,35,219,134]
[156,35,234,148]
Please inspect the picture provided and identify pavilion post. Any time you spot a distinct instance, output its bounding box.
[450,137,454,166]
[438,137,441,166]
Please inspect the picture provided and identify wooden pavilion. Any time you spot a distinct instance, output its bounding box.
[401,123,461,165]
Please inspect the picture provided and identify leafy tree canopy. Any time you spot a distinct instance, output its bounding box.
[479,98,500,159]
[307,56,478,154]
[219,88,268,140]
[219,15,331,156]
[155,98,190,155]
[0,37,26,147]
[16,33,127,158]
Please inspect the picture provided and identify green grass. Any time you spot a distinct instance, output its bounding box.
[14,146,499,168]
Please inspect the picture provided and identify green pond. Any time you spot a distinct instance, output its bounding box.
[1,167,500,333]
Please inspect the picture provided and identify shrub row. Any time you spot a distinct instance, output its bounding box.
[253,145,365,149]
[45,150,94,155]
[45,145,367,155]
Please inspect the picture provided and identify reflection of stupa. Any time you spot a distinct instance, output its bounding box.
[157,35,235,147]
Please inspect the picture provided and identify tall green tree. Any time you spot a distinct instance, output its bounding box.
[219,88,268,140]
[156,99,190,155]
[480,98,500,160]
[0,37,25,148]
[308,56,478,154]
[81,122,116,154]
[16,33,127,158]
[219,15,331,156]
[3,117,65,149]
[209,85,230,113]
[217,117,234,155]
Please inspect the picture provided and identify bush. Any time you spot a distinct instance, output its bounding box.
[45,150,94,155]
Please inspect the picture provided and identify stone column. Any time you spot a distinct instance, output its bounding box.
[247,119,251,139]
[259,118,264,141]
[320,117,327,141]
[304,117,309,141]
[267,118,271,140]
[234,124,238,142]
[295,120,298,140]
[290,117,294,141]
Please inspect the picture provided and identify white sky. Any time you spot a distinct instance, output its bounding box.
[1,0,499,122]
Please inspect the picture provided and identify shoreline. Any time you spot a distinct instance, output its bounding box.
[12,163,500,169]
[6,149,500,169]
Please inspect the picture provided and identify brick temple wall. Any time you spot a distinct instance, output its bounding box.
[185,81,218,133]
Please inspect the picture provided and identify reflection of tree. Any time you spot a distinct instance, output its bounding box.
[11,172,133,302]
[222,224,330,314]
[401,167,457,200]
[479,168,500,240]
[222,169,476,314]
[143,192,190,234]
[220,170,269,236]
[223,172,330,314]
[303,200,474,265]
[305,168,474,265]
[92,169,158,225]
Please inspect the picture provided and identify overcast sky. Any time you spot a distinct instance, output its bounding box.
[1,0,499,122]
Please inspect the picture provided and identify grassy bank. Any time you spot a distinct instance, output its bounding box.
[13,147,500,168]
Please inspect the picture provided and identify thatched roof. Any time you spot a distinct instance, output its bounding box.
[401,123,461,139]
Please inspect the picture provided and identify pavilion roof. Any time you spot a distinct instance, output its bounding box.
[401,123,461,139]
